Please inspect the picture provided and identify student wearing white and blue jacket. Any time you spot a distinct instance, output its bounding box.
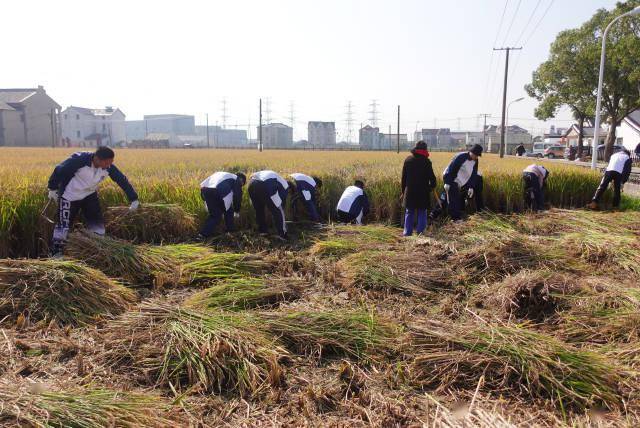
[199,171,246,238]
[443,144,485,221]
[248,170,290,239]
[47,146,138,256]
[289,173,322,222]
[336,180,370,224]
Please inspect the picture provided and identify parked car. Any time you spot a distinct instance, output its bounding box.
[531,142,555,157]
[543,145,565,159]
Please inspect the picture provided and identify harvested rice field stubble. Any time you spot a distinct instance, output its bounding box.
[4,149,640,426]
[0,147,624,257]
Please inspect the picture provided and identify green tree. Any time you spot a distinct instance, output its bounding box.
[527,0,640,161]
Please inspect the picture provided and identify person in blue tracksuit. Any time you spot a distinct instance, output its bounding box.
[289,173,322,222]
[443,144,484,221]
[336,180,370,224]
[199,171,246,238]
[47,146,138,256]
[248,170,290,239]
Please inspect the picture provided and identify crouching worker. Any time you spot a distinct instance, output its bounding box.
[443,144,484,221]
[522,164,549,211]
[289,173,322,222]
[589,149,632,210]
[401,140,437,235]
[336,180,370,224]
[199,171,246,238]
[47,146,139,256]
[248,170,290,239]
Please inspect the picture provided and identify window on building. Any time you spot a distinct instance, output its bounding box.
[76,131,80,138]
[64,114,68,120]
[102,124,106,131]
[76,114,80,120]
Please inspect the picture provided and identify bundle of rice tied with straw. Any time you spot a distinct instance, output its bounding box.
[105,203,198,243]
[101,301,286,397]
[309,224,399,258]
[258,309,399,361]
[181,252,273,286]
[184,276,306,311]
[407,316,625,410]
[0,258,135,325]
[0,379,182,427]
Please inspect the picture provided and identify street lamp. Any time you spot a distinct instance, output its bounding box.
[592,5,640,169]
[505,97,525,154]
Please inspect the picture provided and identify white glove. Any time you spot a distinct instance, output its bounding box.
[129,200,140,211]
[233,212,240,219]
[48,190,59,202]
[467,188,474,199]
[444,184,451,193]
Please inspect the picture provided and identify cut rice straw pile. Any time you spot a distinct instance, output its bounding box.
[0,379,181,427]
[259,309,399,360]
[0,258,135,325]
[407,317,625,410]
[310,224,399,258]
[101,301,286,397]
[184,276,305,311]
[181,253,272,285]
[104,202,197,243]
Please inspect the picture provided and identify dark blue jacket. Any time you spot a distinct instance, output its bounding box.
[47,152,138,201]
[443,152,478,188]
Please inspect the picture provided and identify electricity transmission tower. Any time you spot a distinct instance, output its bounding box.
[368,100,379,128]
[220,97,228,129]
[345,101,355,143]
[288,101,296,128]
[264,97,273,124]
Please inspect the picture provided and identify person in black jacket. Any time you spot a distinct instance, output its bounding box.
[401,141,437,235]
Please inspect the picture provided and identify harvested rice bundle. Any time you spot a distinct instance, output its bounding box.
[66,232,180,288]
[184,276,305,311]
[476,270,575,322]
[556,280,640,344]
[102,301,285,396]
[561,230,640,275]
[408,319,624,410]
[338,250,456,296]
[0,259,135,325]
[310,224,399,258]
[105,203,198,243]
[259,309,399,360]
[182,253,272,285]
[0,380,181,427]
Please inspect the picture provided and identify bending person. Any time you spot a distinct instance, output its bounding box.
[47,146,138,256]
[199,171,246,238]
[248,170,290,239]
[442,144,484,221]
[289,173,322,222]
[336,180,370,224]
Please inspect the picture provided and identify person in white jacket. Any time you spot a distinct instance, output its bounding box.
[522,164,549,211]
[247,170,290,239]
[336,180,370,224]
[589,149,632,209]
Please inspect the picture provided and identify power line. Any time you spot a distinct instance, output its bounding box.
[345,101,355,143]
[513,0,542,47]
[500,0,523,47]
[482,0,510,112]
[288,101,296,129]
[264,97,272,124]
[522,0,555,48]
[220,97,228,129]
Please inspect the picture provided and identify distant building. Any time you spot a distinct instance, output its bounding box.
[380,133,409,150]
[258,123,293,148]
[463,131,485,148]
[0,86,61,147]
[195,126,248,147]
[126,114,195,141]
[308,121,336,148]
[621,110,640,151]
[414,128,455,148]
[485,124,532,154]
[359,125,383,150]
[563,125,606,148]
[60,106,126,147]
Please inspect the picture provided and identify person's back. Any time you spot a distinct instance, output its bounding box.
[337,186,363,212]
[336,181,369,224]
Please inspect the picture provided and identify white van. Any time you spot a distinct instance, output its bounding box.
[531,142,555,157]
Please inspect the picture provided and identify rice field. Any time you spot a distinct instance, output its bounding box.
[0,147,619,257]
[3,147,640,426]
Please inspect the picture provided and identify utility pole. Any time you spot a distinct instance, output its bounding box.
[494,47,522,158]
[264,97,272,124]
[479,113,491,149]
[258,98,263,152]
[288,101,295,128]
[397,105,400,153]
[50,108,55,148]
[206,113,210,148]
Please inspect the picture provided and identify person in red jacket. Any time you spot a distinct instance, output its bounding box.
[401,141,437,235]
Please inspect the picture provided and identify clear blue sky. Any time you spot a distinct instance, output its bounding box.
[4,0,619,140]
